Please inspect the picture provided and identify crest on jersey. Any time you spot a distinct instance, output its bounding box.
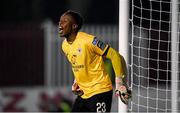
[77,47,82,54]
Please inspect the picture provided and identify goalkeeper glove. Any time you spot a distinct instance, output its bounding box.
[115,76,131,105]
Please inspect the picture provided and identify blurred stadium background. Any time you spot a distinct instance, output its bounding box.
[0,0,119,112]
[0,0,180,112]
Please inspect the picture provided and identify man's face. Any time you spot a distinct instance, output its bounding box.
[58,14,75,37]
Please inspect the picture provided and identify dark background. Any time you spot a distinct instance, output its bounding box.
[0,0,119,24]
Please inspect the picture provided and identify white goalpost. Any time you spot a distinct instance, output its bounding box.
[119,0,180,113]
[118,0,129,112]
[171,0,179,112]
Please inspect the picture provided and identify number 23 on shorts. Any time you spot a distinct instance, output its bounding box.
[96,102,106,112]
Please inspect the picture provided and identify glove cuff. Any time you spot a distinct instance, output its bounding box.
[115,76,128,94]
[115,76,124,87]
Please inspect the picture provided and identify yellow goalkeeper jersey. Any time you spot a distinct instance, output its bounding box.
[62,32,113,99]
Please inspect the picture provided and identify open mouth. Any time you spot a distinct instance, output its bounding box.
[59,26,63,34]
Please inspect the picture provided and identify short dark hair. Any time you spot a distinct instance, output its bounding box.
[63,10,83,31]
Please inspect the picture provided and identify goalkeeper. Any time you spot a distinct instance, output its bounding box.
[59,10,131,112]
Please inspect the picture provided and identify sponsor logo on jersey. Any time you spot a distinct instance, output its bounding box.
[97,40,106,50]
[71,55,77,65]
[92,37,98,45]
[71,54,84,72]
[92,37,107,50]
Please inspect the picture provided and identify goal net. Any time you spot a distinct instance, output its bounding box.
[129,0,180,112]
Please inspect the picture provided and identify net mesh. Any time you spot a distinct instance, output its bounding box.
[129,0,180,112]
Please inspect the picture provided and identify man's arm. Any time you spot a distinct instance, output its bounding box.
[104,47,127,78]
[104,47,131,104]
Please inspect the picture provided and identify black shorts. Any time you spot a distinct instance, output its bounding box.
[71,90,113,112]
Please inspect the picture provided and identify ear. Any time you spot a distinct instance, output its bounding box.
[72,24,78,29]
